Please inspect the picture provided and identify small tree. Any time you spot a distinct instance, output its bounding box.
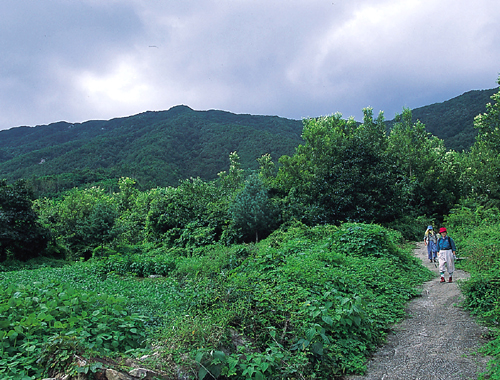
[229,174,276,242]
[217,151,245,196]
[257,153,276,186]
[80,201,120,258]
[35,186,116,260]
[276,111,400,224]
[387,107,456,217]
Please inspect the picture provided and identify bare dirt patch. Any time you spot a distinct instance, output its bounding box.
[346,242,491,380]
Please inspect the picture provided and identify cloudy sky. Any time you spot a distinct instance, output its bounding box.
[1,0,499,131]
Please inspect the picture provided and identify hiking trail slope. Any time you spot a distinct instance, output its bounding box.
[346,241,491,380]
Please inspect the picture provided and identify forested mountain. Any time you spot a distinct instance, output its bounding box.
[387,87,498,151]
[0,105,303,194]
[0,86,497,195]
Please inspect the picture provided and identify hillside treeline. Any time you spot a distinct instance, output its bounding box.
[0,109,453,261]
[0,79,499,379]
[0,106,304,195]
[405,87,498,151]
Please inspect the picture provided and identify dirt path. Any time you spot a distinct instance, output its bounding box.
[346,242,491,380]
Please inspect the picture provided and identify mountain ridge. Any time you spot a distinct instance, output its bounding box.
[0,105,304,193]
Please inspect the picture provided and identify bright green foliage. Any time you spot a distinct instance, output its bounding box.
[276,109,400,224]
[113,180,150,246]
[0,223,432,379]
[0,279,147,379]
[0,179,48,262]
[116,176,140,212]
[167,222,431,379]
[257,153,276,186]
[440,78,500,380]
[217,151,245,196]
[145,177,225,246]
[444,202,500,379]
[34,186,119,260]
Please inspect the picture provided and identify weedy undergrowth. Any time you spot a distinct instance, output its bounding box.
[0,222,432,379]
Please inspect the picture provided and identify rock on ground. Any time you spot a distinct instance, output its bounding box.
[345,242,491,380]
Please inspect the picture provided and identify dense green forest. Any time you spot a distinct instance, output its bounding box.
[1,80,500,379]
[0,106,304,196]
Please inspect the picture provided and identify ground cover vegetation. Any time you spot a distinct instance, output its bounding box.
[0,77,500,379]
[442,81,500,379]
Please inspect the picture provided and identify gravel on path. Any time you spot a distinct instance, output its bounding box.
[345,241,491,380]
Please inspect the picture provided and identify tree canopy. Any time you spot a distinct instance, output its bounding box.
[0,179,48,261]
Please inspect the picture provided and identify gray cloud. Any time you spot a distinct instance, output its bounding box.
[1,0,499,130]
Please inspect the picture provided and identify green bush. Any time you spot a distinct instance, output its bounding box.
[0,281,148,379]
[168,223,433,378]
[384,214,433,242]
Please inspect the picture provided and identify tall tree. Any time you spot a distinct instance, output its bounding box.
[217,151,245,196]
[276,110,400,225]
[387,108,458,217]
[35,186,117,260]
[462,78,500,205]
[145,177,225,246]
[0,180,48,261]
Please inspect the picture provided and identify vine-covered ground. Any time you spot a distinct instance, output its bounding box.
[1,223,434,379]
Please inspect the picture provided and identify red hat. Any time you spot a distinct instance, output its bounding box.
[439,227,447,233]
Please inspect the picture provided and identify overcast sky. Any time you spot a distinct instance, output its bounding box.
[1,0,499,131]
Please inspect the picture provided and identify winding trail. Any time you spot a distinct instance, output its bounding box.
[346,242,491,380]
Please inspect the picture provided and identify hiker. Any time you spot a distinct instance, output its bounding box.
[438,227,456,283]
[424,225,438,263]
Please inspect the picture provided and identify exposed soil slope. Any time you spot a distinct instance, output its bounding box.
[346,242,491,380]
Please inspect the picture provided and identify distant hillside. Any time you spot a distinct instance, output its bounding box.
[0,105,303,194]
[388,87,498,151]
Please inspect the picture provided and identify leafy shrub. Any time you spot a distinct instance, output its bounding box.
[175,222,218,248]
[173,244,251,278]
[384,214,432,241]
[332,223,400,257]
[172,223,433,379]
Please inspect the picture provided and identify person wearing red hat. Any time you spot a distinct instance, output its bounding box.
[437,227,456,283]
